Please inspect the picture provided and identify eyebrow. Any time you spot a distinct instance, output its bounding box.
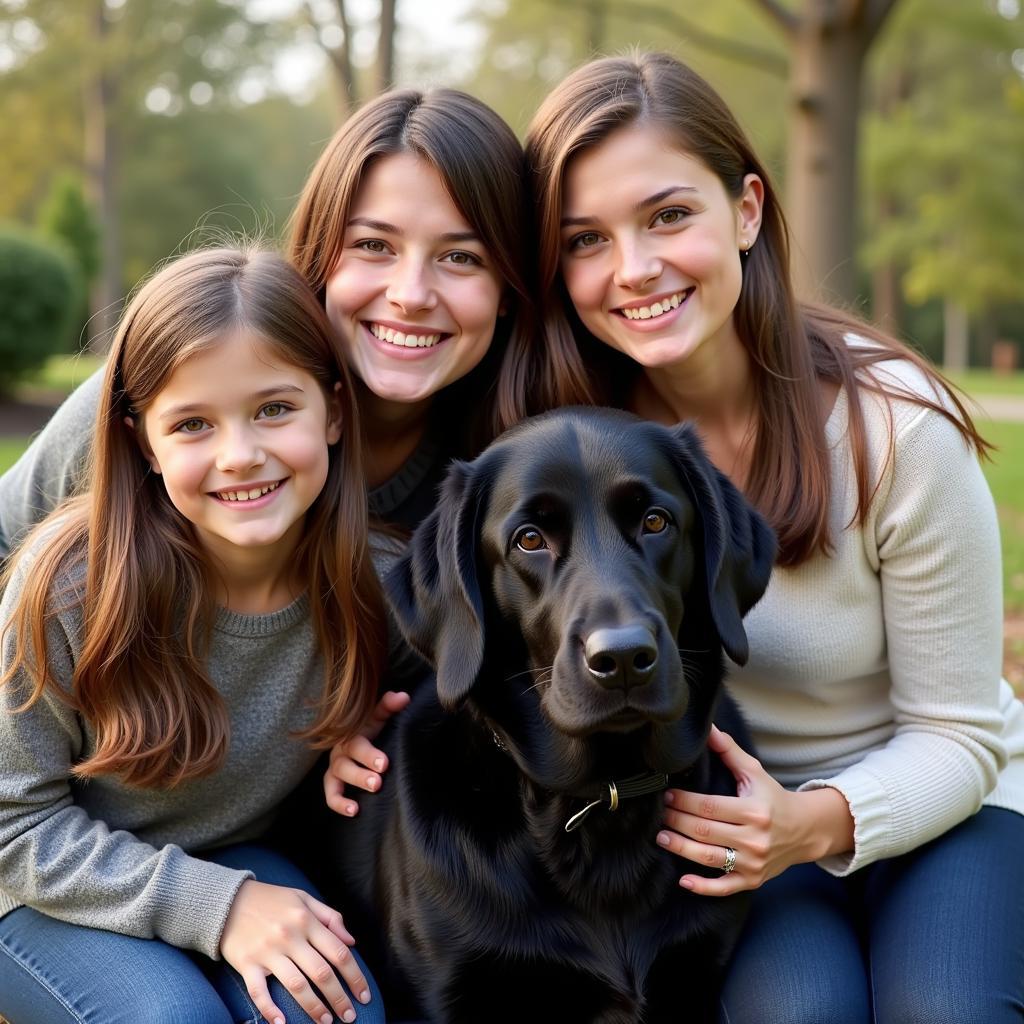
[560,186,699,228]
[347,217,480,245]
[157,384,306,422]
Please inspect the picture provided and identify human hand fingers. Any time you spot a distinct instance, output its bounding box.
[323,769,359,817]
[364,690,411,739]
[708,726,768,795]
[660,805,745,851]
[664,788,761,827]
[301,892,356,946]
[239,965,287,1024]
[267,952,340,1024]
[655,829,754,896]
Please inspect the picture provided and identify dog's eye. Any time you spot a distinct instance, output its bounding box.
[642,510,670,534]
[514,527,547,552]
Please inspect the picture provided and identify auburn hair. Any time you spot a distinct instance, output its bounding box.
[288,87,562,452]
[1,246,387,787]
[524,51,989,566]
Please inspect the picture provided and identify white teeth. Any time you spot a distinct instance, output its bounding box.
[368,323,442,348]
[216,481,280,502]
[622,291,689,320]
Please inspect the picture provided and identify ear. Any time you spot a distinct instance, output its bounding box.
[665,422,776,665]
[736,173,764,251]
[383,459,492,709]
[326,382,343,445]
[125,414,161,474]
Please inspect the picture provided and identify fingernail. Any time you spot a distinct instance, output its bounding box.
[322,1014,335,1024]
[680,877,695,890]
[343,1010,356,1023]
[346,804,357,816]
[359,988,371,1004]
[373,757,385,770]
[656,831,671,846]
[366,776,378,791]
[663,791,674,806]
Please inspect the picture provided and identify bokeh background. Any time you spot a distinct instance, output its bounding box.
[1,0,1022,681]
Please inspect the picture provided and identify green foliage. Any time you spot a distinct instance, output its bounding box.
[37,173,100,285]
[863,0,1024,316]
[979,419,1024,613]
[0,225,79,393]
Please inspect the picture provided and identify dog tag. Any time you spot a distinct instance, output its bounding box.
[564,798,604,832]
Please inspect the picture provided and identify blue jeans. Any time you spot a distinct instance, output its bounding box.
[719,806,1024,1024]
[0,843,385,1024]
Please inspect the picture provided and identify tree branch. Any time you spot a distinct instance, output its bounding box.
[568,0,788,77]
[303,0,357,111]
[746,0,801,37]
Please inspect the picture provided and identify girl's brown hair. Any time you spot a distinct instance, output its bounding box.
[2,246,386,787]
[525,52,988,566]
[288,87,562,450]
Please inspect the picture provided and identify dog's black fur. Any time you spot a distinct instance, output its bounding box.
[329,408,776,1023]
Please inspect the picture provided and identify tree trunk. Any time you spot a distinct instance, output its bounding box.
[784,16,867,305]
[942,298,969,372]
[376,0,397,94]
[83,0,120,351]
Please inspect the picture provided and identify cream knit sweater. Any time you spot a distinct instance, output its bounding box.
[728,355,1024,875]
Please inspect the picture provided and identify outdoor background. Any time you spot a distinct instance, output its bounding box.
[1,0,1022,684]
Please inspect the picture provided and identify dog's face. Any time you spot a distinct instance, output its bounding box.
[386,408,775,790]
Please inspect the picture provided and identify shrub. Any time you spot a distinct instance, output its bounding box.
[0,224,80,394]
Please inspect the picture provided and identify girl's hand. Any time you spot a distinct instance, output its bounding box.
[324,690,411,816]
[656,726,854,896]
[220,879,370,1024]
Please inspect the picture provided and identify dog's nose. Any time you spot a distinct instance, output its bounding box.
[584,626,658,689]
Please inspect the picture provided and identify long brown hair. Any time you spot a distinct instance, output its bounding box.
[288,88,560,450]
[1,246,386,787]
[525,52,988,566]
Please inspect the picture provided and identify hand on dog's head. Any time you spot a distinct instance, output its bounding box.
[385,408,776,784]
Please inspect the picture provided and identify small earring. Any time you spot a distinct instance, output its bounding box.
[741,239,752,257]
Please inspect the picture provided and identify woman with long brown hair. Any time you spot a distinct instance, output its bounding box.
[0,245,388,1024]
[522,51,1024,1023]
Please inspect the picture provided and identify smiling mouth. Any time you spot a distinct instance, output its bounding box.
[617,288,694,321]
[212,481,283,502]
[365,322,449,349]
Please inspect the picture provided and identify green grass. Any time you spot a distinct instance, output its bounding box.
[949,369,1024,396]
[0,438,28,474]
[981,419,1024,614]
[22,353,105,395]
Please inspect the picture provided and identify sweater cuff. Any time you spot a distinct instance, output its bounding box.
[798,769,894,876]
[150,848,253,959]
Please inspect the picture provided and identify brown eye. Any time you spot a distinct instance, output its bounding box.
[643,510,669,534]
[514,528,546,552]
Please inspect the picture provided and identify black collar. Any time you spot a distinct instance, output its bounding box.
[489,728,668,832]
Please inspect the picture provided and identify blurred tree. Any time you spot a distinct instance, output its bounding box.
[862,0,1024,368]
[0,225,79,392]
[301,0,399,116]
[0,0,283,346]
[36,173,101,350]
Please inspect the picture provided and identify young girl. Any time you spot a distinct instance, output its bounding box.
[0,246,388,1024]
[523,52,1024,1022]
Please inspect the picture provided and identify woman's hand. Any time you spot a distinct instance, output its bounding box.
[220,879,370,1024]
[656,726,855,896]
[324,690,411,816]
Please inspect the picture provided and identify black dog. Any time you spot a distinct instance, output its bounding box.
[332,408,775,1024]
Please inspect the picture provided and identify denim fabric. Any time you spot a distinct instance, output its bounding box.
[0,843,385,1024]
[719,807,1024,1024]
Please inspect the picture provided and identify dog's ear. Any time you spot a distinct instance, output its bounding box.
[384,459,491,709]
[665,422,776,665]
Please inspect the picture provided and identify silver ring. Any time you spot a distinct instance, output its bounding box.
[722,847,737,874]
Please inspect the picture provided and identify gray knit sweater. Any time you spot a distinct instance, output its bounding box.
[0,548,330,959]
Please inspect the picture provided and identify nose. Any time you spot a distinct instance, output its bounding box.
[215,424,266,473]
[584,625,658,690]
[386,257,436,313]
[613,239,661,291]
